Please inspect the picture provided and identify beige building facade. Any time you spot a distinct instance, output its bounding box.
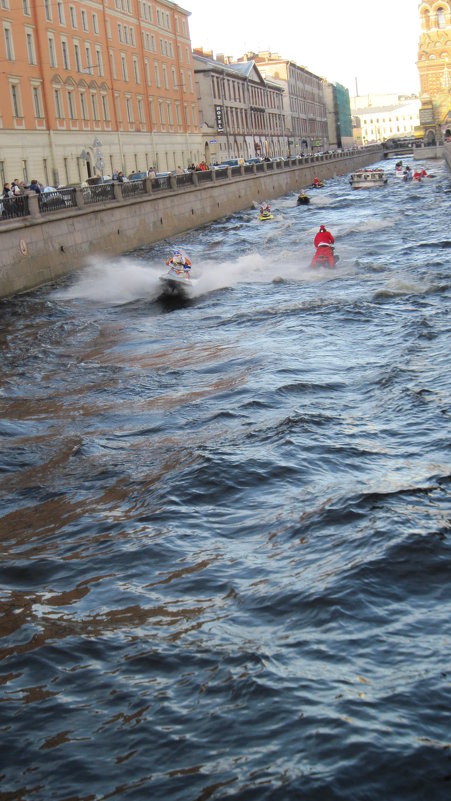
[193,50,286,162]
[352,98,421,144]
[244,52,328,154]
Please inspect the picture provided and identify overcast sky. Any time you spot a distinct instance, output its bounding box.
[186,0,421,96]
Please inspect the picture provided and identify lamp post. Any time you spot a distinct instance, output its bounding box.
[93,137,105,179]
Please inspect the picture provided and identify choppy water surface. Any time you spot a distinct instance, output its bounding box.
[0,158,450,801]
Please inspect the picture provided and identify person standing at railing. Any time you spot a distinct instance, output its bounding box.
[2,183,19,217]
[29,179,41,194]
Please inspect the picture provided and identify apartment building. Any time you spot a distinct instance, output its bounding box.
[0,0,203,186]
[193,49,286,162]
[243,52,328,154]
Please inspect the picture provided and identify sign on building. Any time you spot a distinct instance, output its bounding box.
[215,105,224,131]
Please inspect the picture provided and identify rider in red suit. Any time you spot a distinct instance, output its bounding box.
[314,225,334,248]
[312,225,335,266]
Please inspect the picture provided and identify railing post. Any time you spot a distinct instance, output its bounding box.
[169,175,177,190]
[74,187,84,208]
[192,171,199,186]
[113,182,123,201]
[226,168,232,180]
[28,192,41,219]
[144,177,152,194]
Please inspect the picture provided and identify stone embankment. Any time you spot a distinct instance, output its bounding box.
[0,148,383,299]
[443,141,451,172]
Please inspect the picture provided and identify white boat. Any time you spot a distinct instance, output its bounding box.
[159,268,198,297]
[350,169,388,189]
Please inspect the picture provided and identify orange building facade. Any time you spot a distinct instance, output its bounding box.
[0,0,202,186]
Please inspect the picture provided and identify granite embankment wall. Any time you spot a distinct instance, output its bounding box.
[0,147,382,299]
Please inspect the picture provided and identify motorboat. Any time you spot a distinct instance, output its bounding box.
[297,193,310,205]
[311,244,339,268]
[350,169,387,189]
[259,210,273,221]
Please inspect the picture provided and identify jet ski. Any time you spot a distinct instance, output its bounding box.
[311,243,339,268]
[259,211,274,221]
[159,266,198,296]
[297,193,310,205]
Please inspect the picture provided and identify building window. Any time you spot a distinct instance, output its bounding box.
[126,96,134,123]
[57,1,65,24]
[95,47,103,76]
[48,35,57,67]
[22,1,31,15]
[62,40,70,69]
[80,92,87,120]
[163,64,168,90]
[26,30,36,64]
[10,83,22,117]
[145,58,150,85]
[85,45,92,73]
[81,10,88,32]
[106,19,111,39]
[44,0,52,22]
[109,50,116,79]
[101,94,110,121]
[121,54,128,81]
[155,63,160,88]
[74,43,81,71]
[3,25,14,61]
[159,100,164,125]
[92,14,99,35]
[32,85,42,117]
[91,93,98,121]
[138,97,144,123]
[133,56,140,84]
[167,101,173,125]
[54,88,63,119]
[437,8,445,28]
[70,5,77,28]
[67,90,75,119]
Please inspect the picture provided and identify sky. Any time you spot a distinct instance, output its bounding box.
[186,0,422,96]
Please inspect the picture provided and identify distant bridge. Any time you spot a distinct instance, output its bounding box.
[382,138,422,158]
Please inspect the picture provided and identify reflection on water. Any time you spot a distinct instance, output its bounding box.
[0,159,450,801]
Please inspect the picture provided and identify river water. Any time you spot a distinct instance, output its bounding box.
[0,157,450,801]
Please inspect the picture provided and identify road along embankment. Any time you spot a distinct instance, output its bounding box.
[0,147,382,299]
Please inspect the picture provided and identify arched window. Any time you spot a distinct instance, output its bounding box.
[421,10,430,30]
[437,7,445,28]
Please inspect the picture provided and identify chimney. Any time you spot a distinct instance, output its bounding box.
[216,53,225,63]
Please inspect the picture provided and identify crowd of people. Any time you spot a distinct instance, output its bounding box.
[1,178,44,217]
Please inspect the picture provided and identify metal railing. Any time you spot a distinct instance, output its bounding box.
[84,183,115,205]
[0,146,382,224]
[38,189,75,213]
[1,195,30,219]
[151,176,170,192]
[122,180,146,198]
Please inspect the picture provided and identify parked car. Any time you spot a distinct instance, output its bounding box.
[245,157,262,164]
[128,171,148,181]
